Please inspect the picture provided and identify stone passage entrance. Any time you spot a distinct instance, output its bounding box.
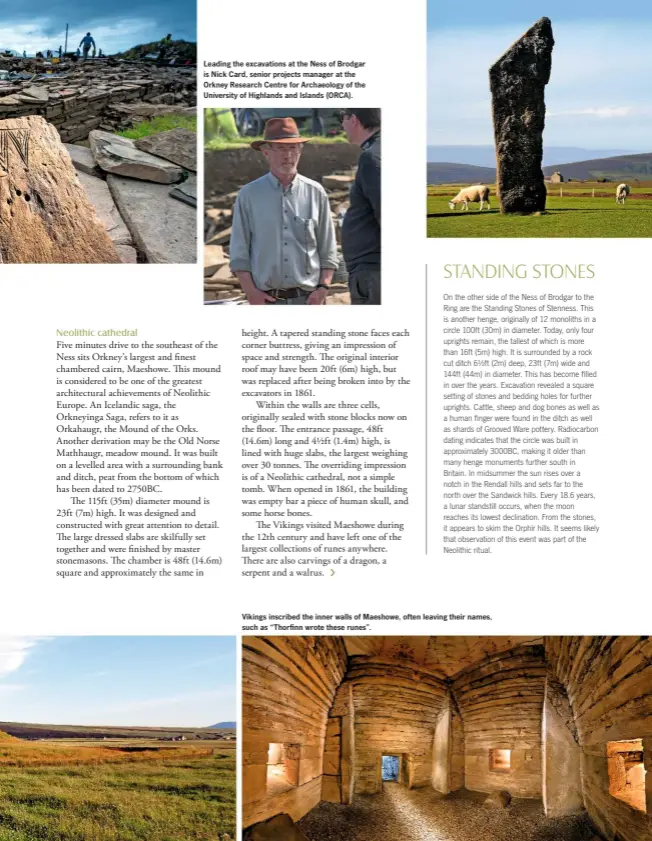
[381,755,399,782]
[266,743,299,796]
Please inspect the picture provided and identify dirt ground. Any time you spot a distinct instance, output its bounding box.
[298,785,599,841]
[204,144,360,196]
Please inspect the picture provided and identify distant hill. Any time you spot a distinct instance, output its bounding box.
[428,152,652,186]
[0,721,224,741]
[210,722,236,729]
[543,152,652,181]
[427,162,496,185]
[0,729,18,740]
[427,145,637,168]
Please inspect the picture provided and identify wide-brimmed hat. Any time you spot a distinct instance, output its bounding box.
[251,117,311,150]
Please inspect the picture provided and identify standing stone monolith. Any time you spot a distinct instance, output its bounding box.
[490,17,554,214]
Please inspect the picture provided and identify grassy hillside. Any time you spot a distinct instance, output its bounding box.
[543,152,652,181]
[428,153,652,186]
[427,162,496,185]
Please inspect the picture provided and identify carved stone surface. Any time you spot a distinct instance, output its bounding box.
[0,116,120,263]
[489,17,554,214]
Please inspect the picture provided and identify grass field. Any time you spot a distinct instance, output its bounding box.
[204,134,348,152]
[427,182,652,237]
[117,115,197,140]
[0,737,235,841]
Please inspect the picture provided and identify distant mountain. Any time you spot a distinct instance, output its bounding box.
[543,152,652,181]
[427,162,496,185]
[210,722,236,729]
[427,145,638,168]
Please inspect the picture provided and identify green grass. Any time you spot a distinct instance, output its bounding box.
[427,189,652,237]
[0,745,234,841]
[118,116,197,140]
[205,134,348,152]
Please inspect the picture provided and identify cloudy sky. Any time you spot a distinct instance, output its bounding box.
[0,0,196,55]
[428,0,652,150]
[0,637,235,727]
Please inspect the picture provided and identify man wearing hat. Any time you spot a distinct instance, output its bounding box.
[229,117,339,305]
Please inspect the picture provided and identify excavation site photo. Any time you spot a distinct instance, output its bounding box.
[0,16,197,263]
[242,635,652,841]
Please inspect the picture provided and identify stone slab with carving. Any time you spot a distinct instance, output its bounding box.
[489,17,554,214]
[0,115,120,263]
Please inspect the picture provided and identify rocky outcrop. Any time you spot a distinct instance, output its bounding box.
[0,116,120,263]
[489,17,554,214]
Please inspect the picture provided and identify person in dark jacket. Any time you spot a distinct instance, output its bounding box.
[340,108,381,305]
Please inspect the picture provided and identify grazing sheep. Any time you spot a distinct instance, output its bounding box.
[616,183,630,204]
[448,185,491,211]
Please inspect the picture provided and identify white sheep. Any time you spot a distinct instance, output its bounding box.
[448,185,491,211]
[616,183,630,204]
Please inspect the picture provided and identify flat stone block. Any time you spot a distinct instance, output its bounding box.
[90,129,184,184]
[65,143,101,176]
[77,171,133,246]
[107,174,196,263]
[135,127,197,171]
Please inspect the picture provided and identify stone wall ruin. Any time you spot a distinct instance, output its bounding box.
[0,58,196,143]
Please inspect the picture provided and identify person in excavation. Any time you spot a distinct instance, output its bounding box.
[229,117,338,305]
[340,108,381,305]
[79,32,95,59]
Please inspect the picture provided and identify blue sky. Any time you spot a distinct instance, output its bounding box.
[428,1,652,149]
[0,0,195,55]
[0,637,235,727]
